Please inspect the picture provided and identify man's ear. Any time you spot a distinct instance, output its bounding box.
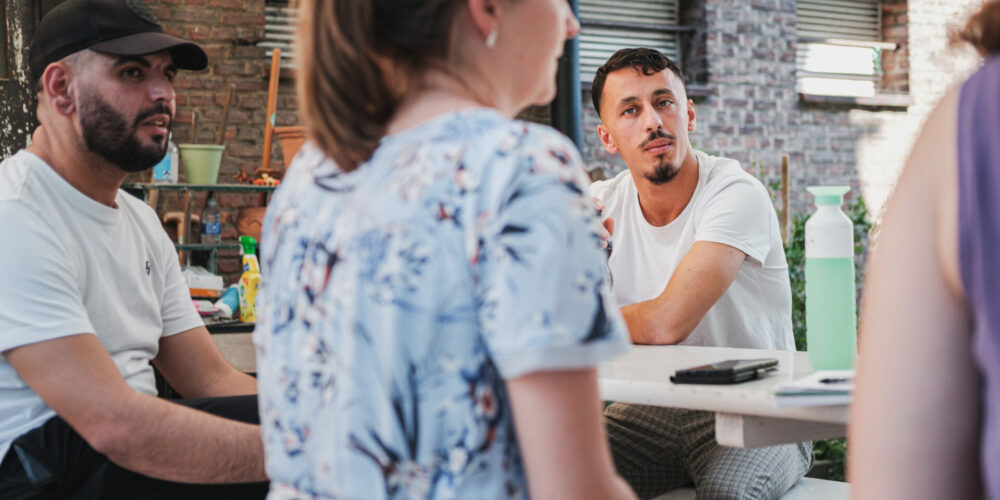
[687,99,696,133]
[41,63,76,117]
[466,0,501,43]
[597,123,619,155]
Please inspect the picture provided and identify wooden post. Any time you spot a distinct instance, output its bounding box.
[179,189,194,267]
[781,155,789,244]
[260,48,282,174]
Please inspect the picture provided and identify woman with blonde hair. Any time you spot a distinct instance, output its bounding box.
[253,1,636,499]
[850,1,1000,498]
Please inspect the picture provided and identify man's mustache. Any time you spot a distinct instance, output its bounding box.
[132,104,173,128]
[640,129,676,149]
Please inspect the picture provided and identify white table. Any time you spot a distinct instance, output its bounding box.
[598,345,848,448]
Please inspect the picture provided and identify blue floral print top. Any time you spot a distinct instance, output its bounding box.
[254,109,630,500]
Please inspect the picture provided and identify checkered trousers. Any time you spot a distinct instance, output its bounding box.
[604,403,813,500]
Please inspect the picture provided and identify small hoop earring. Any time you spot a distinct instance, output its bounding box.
[485,29,498,49]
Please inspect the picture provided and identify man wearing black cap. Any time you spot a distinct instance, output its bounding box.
[0,1,267,498]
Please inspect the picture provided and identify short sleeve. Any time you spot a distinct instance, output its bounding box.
[0,204,95,352]
[473,129,630,380]
[694,178,774,267]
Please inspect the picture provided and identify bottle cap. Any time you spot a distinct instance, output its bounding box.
[239,235,257,256]
[807,186,850,206]
[215,302,233,318]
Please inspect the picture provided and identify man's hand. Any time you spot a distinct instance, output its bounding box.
[621,241,745,344]
[4,334,265,484]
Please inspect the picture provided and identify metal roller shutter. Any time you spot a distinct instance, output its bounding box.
[259,1,296,69]
[796,0,880,41]
[579,0,681,85]
[795,0,884,97]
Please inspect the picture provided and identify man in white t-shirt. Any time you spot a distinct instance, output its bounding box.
[0,1,266,498]
[589,48,811,499]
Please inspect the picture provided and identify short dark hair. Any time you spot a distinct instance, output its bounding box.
[591,48,685,118]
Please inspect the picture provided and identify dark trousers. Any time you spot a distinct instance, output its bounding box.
[0,395,269,500]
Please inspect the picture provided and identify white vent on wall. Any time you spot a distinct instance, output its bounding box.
[796,0,893,97]
[259,1,296,69]
[578,0,681,86]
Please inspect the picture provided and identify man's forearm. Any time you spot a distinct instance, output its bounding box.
[619,242,746,345]
[96,392,265,484]
[620,301,690,345]
[194,369,259,399]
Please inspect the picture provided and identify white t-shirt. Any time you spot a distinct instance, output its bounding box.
[590,150,794,351]
[0,151,203,460]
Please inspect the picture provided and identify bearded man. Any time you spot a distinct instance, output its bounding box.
[0,1,267,498]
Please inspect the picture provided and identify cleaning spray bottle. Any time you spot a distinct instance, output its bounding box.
[805,186,857,370]
[238,236,261,323]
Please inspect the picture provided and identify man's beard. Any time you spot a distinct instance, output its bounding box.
[78,88,171,173]
[641,129,679,185]
[645,158,680,185]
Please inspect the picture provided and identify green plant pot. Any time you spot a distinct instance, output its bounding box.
[179,144,224,184]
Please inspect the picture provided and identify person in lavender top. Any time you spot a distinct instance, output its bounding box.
[851,1,1000,497]
[252,1,636,499]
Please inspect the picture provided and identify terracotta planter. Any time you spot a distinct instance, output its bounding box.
[274,126,305,169]
[236,206,267,242]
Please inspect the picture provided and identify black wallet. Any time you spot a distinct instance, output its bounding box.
[669,358,779,385]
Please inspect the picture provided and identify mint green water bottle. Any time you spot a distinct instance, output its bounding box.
[805,186,857,370]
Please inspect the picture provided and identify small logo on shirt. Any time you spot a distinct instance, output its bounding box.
[145,261,151,275]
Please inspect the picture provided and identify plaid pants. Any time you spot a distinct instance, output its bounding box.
[605,403,813,500]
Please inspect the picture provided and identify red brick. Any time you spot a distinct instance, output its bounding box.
[238,96,264,109]
[227,110,252,125]
[209,0,243,9]
[219,13,264,26]
[211,27,238,40]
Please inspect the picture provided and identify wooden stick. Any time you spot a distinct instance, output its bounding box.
[260,48,282,173]
[781,154,789,244]
[178,190,193,266]
[217,83,236,145]
[189,110,198,144]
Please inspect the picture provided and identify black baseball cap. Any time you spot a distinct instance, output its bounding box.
[29,0,208,84]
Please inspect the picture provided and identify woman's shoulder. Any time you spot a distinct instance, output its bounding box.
[435,109,579,158]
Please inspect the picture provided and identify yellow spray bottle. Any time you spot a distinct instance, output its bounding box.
[238,235,261,323]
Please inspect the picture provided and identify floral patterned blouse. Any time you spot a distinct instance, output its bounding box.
[254,108,630,500]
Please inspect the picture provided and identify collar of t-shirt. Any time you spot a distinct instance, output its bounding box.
[25,151,122,226]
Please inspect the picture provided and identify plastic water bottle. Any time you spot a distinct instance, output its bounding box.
[201,196,222,244]
[805,186,857,370]
[152,135,179,183]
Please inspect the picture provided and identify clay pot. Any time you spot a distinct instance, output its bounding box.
[236,206,267,241]
[274,126,305,169]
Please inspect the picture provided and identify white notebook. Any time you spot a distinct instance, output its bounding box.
[773,370,854,407]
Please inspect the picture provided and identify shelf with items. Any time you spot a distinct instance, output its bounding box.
[123,183,276,274]
[174,242,244,252]
[123,183,278,193]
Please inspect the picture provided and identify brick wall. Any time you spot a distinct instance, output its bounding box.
[140,0,298,278]
[145,0,299,178]
[881,0,910,94]
[853,0,980,215]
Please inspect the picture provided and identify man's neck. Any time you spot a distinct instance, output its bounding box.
[633,150,700,227]
[27,125,127,208]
